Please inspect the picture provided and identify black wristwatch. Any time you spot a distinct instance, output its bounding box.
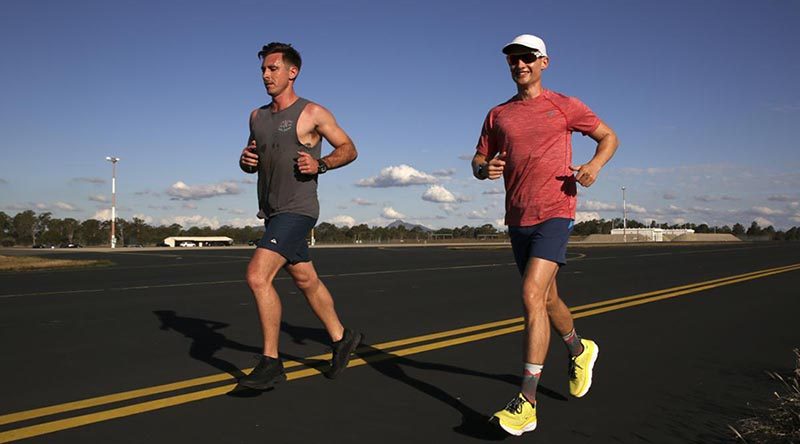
[317,159,329,174]
[477,163,488,179]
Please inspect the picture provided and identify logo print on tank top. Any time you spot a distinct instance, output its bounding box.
[278,120,294,132]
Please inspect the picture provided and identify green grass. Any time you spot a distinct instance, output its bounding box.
[0,255,113,271]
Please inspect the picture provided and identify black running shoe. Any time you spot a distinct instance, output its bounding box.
[325,328,363,379]
[237,355,286,390]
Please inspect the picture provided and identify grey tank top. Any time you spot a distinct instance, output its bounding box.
[249,97,321,219]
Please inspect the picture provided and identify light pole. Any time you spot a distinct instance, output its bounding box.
[105,156,120,248]
[621,186,627,243]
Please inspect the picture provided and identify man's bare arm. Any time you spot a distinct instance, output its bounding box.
[313,104,357,169]
[472,151,506,180]
[570,120,619,187]
[239,109,259,174]
[296,104,357,175]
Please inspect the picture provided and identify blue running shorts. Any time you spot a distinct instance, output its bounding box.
[509,217,574,274]
[256,213,317,264]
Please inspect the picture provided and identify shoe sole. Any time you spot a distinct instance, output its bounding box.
[490,416,537,436]
[573,342,599,398]
[325,332,364,379]
[236,372,287,390]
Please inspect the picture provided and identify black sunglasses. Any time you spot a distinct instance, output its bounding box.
[507,53,540,64]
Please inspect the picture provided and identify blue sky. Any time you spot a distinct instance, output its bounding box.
[1,0,799,230]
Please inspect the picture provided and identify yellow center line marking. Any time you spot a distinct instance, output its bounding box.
[1,262,798,442]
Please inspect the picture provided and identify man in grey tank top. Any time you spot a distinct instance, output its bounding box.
[236,42,362,390]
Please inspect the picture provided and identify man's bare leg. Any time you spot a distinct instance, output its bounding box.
[522,258,560,364]
[546,281,585,357]
[284,260,362,379]
[546,280,574,336]
[284,260,344,342]
[245,248,287,358]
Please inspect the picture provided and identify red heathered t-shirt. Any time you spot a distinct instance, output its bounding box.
[476,89,600,227]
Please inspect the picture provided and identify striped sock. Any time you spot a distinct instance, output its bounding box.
[521,363,543,403]
[562,329,584,357]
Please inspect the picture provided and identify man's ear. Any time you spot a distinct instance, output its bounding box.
[289,65,299,81]
[540,57,549,70]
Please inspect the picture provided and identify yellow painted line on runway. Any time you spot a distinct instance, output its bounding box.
[1,262,799,442]
[568,262,800,313]
[0,317,523,427]
[572,263,800,319]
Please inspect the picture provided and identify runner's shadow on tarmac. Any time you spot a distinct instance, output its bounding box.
[153,312,333,398]
[227,321,330,398]
[154,310,263,380]
[356,344,535,440]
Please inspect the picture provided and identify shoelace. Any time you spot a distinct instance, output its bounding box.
[569,357,584,380]
[504,396,525,414]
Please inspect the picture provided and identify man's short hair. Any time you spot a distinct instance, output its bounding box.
[258,42,302,71]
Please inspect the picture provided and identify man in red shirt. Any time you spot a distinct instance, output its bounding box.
[472,34,619,436]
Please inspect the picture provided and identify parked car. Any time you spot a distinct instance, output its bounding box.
[32,244,55,249]
[179,242,196,247]
[125,244,144,248]
[59,242,83,248]
[247,239,260,246]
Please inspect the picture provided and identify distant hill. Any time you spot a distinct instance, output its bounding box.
[386,219,432,232]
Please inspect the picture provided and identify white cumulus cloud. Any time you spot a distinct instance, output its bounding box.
[89,194,108,203]
[352,198,375,206]
[92,209,111,220]
[575,211,601,223]
[749,206,785,216]
[431,168,456,177]
[422,185,457,203]
[160,215,221,229]
[467,209,489,220]
[327,215,356,227]
[356,165,437,188]
[753,216,774,227]
[166,181,241,200]
[627,204,647,214]
[131,214,154,224]
[54,202,79,212]
[580,200,617,211]
[381,207,406,219]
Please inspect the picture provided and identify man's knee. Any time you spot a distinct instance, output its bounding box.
[522,286,549,310]
[293,273,320,293]
[246,267,272,292]
[286,262,320,293]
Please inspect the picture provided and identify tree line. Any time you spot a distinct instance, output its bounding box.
[570,217,800,240]
[1,210,798,247]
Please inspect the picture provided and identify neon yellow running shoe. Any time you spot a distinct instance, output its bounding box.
[569,338,599,397]
[491,393,537,436]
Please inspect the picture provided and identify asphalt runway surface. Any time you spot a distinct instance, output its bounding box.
[1,242,799,443]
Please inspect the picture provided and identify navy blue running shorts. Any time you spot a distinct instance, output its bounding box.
[509,217,574,274]
[256,213,317,264]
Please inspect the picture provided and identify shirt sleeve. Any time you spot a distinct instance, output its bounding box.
[566,97,600,136]
[475,111,498,158]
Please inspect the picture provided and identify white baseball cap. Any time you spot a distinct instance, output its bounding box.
[502,34,548,57]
